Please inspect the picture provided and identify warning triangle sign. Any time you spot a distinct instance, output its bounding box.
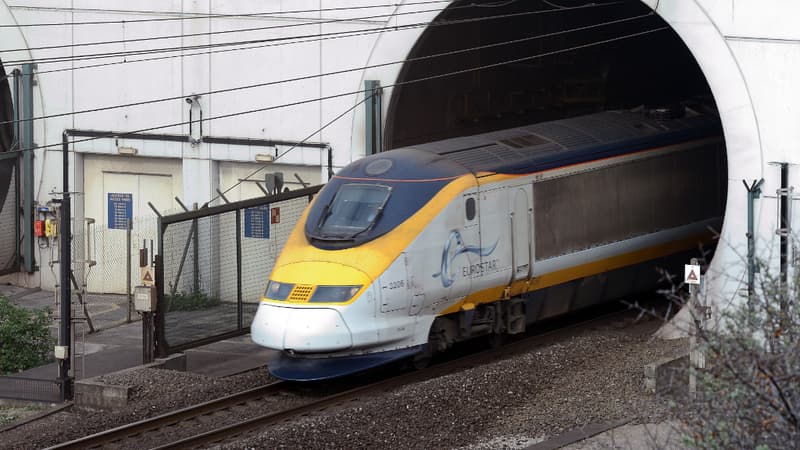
[685,264,701,285]
[142,269,154,286]
[143,271,153,282]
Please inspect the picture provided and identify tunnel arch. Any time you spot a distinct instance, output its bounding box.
[355,0,760,312]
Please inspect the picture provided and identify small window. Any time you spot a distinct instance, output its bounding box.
[465,197,476,221]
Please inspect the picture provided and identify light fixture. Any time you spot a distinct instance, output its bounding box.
[255,153,274,163]
[117,146,138,155]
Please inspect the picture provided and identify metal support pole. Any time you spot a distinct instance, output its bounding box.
[142,312,153,364]
[327,146,334,180]
[21,64,35,273]
[778,163,789,327]
[744,179,764,310]
[154,252,167,358]
[688,258,699,400]
[126,218,132,323]
[364,80,383,155]
[59,131,73,401]
[235,209,243,330]
[687,257,708,402]
[192,203,199,294]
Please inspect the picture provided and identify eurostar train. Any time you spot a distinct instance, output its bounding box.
[251,105,727,381]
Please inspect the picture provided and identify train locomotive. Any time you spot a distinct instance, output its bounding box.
[251,105,727,381]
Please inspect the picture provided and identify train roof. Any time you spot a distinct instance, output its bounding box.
[405,108,722,175]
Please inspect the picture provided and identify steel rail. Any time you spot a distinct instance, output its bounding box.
[157,305,636,449]
[46,382,286,450]
[50,302,638,449]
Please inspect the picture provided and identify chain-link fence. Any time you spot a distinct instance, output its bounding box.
[156,185,321,355]
[0,153,19,276]
[79,213,163,294]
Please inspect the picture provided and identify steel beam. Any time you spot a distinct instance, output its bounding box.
[21,64,34,272]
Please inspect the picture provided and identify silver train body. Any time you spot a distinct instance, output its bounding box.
[251,106,726,380]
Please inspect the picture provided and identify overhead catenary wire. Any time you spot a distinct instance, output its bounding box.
[211,94,372,204]
[0,4,456,53]
[0,12,655,127]
[214,26,669,202]
[4,24,669,158]
[0,0,452,28]
[1,2,630,84]
[0,1,627,66]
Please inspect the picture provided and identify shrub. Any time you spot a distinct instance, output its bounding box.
[652,262,800,448]
[0,296,54,374]
[166,290,220,311]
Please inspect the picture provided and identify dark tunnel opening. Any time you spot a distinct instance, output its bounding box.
[386,0,716,148]
[385,0,727,270]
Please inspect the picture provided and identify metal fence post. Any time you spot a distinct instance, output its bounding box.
[744,179,764,311]
[192,203,199,294]
[688,257,705,401]
[236,209,243,330]
[58,131,73,401]
[126,218,132,323]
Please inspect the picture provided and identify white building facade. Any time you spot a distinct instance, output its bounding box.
[0,0,796,319]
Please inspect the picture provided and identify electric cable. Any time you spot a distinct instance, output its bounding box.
[4,25,669,157]
[3,5,632,83]
[215,25,669,201]
[0,4,457,53]
[0,1,451,28]
[0,12,655,127]
[1,1,628,66]
[210,94,371,204]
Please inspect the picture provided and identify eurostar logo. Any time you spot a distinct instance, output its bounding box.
[432,230,498,288]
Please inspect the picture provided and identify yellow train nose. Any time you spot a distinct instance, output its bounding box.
[263,261,371,305]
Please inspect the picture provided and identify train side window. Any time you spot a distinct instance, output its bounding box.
[465,197,476,221]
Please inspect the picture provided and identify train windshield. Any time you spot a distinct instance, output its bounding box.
[313,184,392,240]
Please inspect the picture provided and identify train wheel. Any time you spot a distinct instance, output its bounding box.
[410,344,433,370]
[487,332,505,349]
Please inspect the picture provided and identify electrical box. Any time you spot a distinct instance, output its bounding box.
[54,345,69,360]
[45,219,57,237]
[34,220,45,237]
[134,285,157,312]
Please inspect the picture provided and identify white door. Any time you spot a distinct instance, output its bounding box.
[88,172,173,293]
[475,186,511,291]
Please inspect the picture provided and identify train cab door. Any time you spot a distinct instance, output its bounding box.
[475,186,511,291]
[453,192,480,299]
[379,253,411,314]
[511,185,533,283]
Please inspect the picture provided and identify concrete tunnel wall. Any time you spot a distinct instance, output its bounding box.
[358,0,779,329]
[1,0,796,325]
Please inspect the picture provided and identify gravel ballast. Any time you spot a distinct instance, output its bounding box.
[0,369,273,449]
[226,317,686,449]
[0,315,686,449]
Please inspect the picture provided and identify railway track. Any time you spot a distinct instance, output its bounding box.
[50,304,639,449]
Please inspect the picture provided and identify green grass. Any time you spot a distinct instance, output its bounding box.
[0,404,42,427]
[165,291,221,312]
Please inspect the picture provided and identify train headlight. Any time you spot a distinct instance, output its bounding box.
[308,285,362,303]
[264,281,294,300]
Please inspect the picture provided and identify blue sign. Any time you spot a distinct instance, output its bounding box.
[244,205,270,239]
[108,193,133,229]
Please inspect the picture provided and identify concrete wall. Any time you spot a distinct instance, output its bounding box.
[0,0,797,315]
